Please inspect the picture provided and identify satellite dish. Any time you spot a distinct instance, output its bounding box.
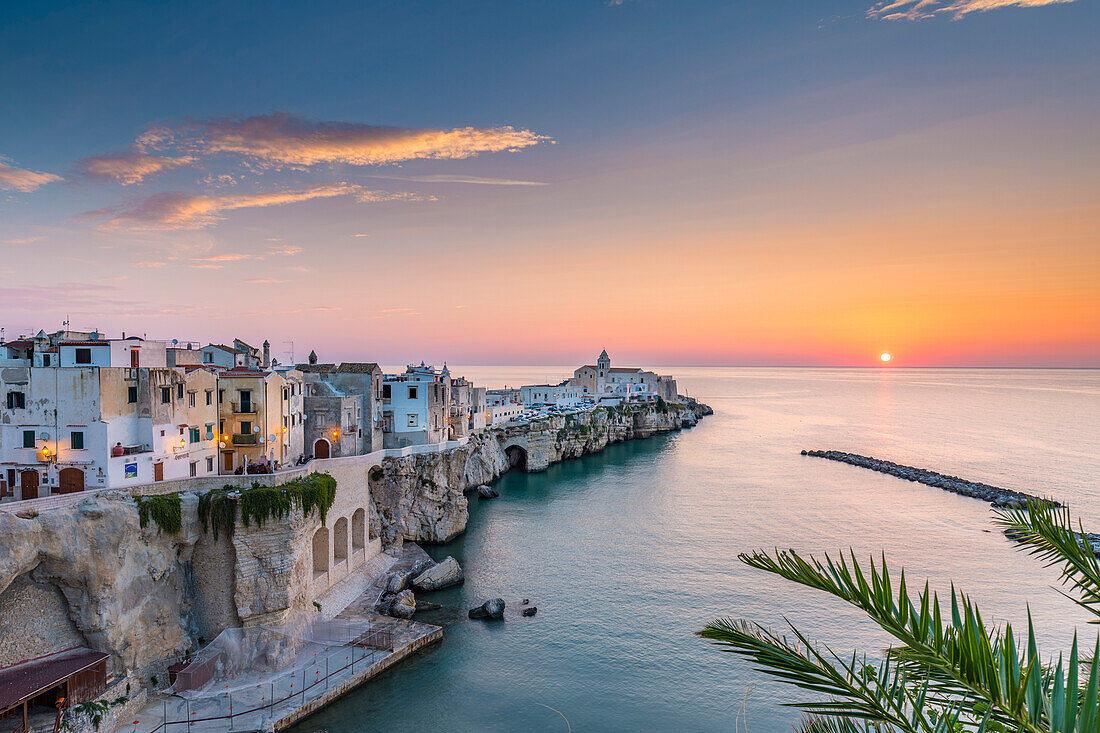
[269,434,277,441]
[259,437,266,444]
[206,431,215,440]
[89,332,99,341]
[172,339,179,345]
[218,441,226,449]
[38,431,48,440]
[252,426,260,433]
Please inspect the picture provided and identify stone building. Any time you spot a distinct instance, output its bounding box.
[0,336,220,498]
[296,361,385,456]
[215,366,304,473]
[381,364,449,448]
[569,349,677,402]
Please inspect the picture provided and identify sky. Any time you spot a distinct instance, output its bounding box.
[1,0,1097,368]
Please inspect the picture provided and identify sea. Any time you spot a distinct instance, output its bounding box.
[289,367,1100,732]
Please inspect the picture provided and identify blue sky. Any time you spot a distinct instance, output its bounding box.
[1,0,1096,366]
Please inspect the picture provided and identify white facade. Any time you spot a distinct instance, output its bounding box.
[381,364,448,448]
[488,403,525,426]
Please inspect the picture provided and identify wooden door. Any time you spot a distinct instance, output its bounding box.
[223,451,234,472]
[154,462,164,482]
[19,470,39,500]
[58,467,84,494]
[313,439,330,459]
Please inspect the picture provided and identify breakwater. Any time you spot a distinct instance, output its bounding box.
[801,450,1059,508]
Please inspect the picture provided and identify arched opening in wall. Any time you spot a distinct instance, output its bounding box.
[58,467,84,494]
[313,439,330,460]
[19,470,39,500]
[312,527,329,578]
[352,509,366,551]
[505,445,528,472]
[333,517,348,564]
[0,574,88,668]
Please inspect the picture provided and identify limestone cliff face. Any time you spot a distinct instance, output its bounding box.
[0,492,200,677]
[372,401,706,547]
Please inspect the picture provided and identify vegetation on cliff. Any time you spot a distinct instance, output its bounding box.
[197,472,338,540]
[136,493,182,534]
[699,499,1100,732]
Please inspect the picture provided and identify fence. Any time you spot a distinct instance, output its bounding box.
[145,624,394,732]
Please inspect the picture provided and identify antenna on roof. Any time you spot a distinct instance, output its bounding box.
[284,340,294,364]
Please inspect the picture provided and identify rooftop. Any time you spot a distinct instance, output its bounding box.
[0,647,108,710]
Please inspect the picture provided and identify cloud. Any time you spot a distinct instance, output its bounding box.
[243,277,289,284]
[267,245,302,256]
[311,305,342,312]
[133,261,167,268]
[80,184,424,230]
[0,158,62,192]
[379,174,548,186]
[352,233,369,238]
[78,151,194,185]
[192,253,252,262]
[867,0,1074,20]
[139,113,550,168]
[3,236,44,245]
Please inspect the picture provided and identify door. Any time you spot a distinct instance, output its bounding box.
[223,451,234,472]
[154,462,164,482]
[19,470,39,500]
[313,439,330,459]
[58,467,84,494]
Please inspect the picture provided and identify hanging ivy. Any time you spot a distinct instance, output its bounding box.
[197,472,337,540]
[136,493,182,534]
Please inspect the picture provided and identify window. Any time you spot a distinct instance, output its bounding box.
[205,423,214,438]
[382,384,391,399]
[203,353,213,363]
[22,430,35,448]
[206,456,214,472]
[407,413,417,427]
[189,462,197,477]
[75,348,92,364]
[42,354,51,367]
[161,387,171,404]
[188,392,196,408]
[241,421,252,434]
[6,392,25,409]
[408,385,418,399]
[127,386,138,404]
[130,349,139,368]
[189,427,201,443]
[218,389,224,404]
[176,383,184,399]
[71,431,84,450]
[205,390,213,406]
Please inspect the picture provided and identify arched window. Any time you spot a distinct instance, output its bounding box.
[312,527,329,576]
[352,508,366,551]
[333,517,348,563]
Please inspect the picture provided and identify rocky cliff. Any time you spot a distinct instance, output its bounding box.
[371,400,707,548]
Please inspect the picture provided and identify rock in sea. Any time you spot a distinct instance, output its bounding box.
[468,598,506,620]
[411,556,465,592]
[521,606,537,617]
[388,590,417,619]
[477,484,499,499]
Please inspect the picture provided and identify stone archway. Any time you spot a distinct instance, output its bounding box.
[504,445,528,471]
[351,509,366,551]
[312,527,329,577]
[313,439,330,459]
[58,467,84,494]
[333,517,348,563]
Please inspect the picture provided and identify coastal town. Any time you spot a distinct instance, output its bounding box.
[0,329,680,500]
[0,328,706,733]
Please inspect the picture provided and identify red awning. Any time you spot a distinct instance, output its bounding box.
[0,647,108,711]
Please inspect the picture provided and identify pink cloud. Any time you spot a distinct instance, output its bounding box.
[868,0,1074,19]
[78,151,194,185]
[80,184,424,230]
[243,278,289,284]
[139,113,550,168]
[0,158,61,192]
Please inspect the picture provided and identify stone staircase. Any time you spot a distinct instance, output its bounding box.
[315,553,396,616]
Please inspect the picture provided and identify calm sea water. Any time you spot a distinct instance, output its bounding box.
[291,368,1100,732]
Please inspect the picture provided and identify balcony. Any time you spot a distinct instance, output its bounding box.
[232,434,258,445]
[231,402,257,414]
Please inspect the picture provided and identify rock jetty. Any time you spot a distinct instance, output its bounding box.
[801,450,1059,508]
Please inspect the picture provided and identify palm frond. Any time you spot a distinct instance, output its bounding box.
[993,498,1100,621]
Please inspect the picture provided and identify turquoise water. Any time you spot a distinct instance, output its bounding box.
[291,368,1100,732]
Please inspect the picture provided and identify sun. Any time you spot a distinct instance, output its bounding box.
[880,352,892,363]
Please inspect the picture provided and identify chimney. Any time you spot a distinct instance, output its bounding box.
[263,339,270,368]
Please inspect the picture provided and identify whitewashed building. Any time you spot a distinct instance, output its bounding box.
[381,363,449,448]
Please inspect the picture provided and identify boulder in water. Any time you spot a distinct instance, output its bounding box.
[468,598,506,620]
[412,556,465,592]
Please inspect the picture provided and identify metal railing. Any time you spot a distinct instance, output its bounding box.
[231,434,257,445]
[230,402,257,414]
[144,627,394,732]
